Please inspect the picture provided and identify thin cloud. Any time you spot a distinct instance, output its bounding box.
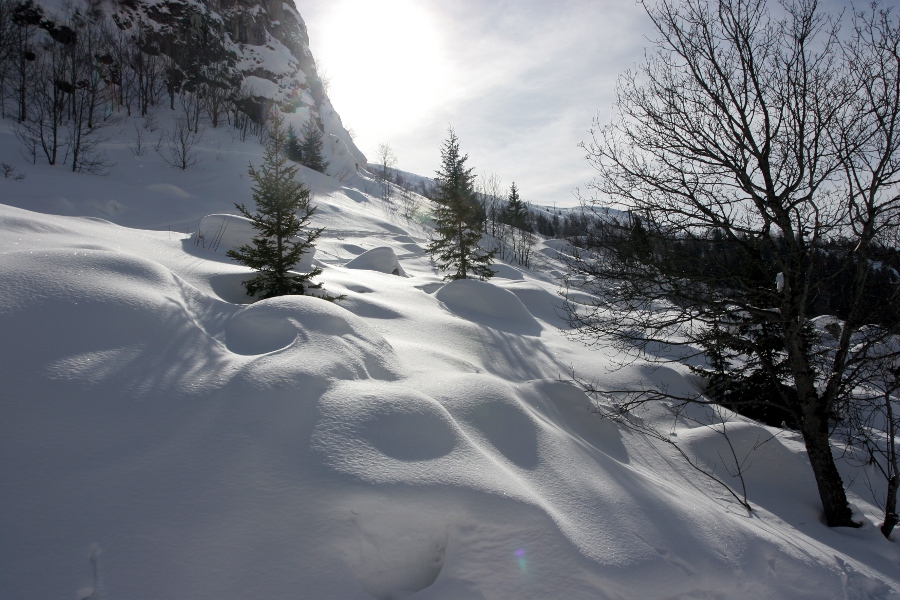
[297,0,651,206]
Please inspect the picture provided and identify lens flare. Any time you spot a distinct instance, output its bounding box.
[514,548,527,573]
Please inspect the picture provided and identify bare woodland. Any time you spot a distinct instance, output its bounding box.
[564,0,900,531]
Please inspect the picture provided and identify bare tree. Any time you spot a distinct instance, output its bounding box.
[396,188,419,221]
[201,69,231,128]
[157,115,202,169]
[842,347,900,538]
[230,81,256,142]
[130,19,161,117]
[179,87,203,133]
[0,0,18,118]
[16,38,67,166]
[161,49,182,112]
[513,225,536,268]
[100,19,136,116]
[11,0,41,123]
[563,0,900,528]
[477,172,503,239]
[374,142,397,203]
[130,122,147,156]
[1,162,24,179]
[66,14,113,173]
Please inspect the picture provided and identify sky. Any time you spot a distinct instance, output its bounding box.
[293,0,857,209]
[292,0,651,208]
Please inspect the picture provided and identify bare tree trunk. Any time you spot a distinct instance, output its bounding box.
[561,0,900,528]
[883,476,899,538]
[800,406,854,526]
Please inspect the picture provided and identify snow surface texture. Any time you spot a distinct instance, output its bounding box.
[1,115,900,600]
[346,246,406,276]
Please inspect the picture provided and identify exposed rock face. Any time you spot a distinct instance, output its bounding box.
[29,0,364,163]
[109,0,320,102]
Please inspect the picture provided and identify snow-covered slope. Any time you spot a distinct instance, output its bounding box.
[1,116,900,599]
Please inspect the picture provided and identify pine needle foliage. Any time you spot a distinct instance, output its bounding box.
[502,182,529,230]
[428,127,496,280]
[299,117,329,173]
[285,124,303,162]
[227,111,324,299]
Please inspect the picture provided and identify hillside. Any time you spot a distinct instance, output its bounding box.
[0,0,899,596]
[1,108,899,599]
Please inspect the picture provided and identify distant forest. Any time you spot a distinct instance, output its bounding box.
[577,212,900,330]
[377,161,899,328]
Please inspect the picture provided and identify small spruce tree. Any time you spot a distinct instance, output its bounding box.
[502,182,529,230]
[227,111,324,298]
[299,117,329,173]
[285,124,303,162]
[428,127,496,280]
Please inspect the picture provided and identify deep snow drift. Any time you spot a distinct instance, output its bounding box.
[1,116,899,599]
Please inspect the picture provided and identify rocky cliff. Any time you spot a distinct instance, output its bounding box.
[23,0,365,165]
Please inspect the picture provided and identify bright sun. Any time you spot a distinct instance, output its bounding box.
[314,0,448,149]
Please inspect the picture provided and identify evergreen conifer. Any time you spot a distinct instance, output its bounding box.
[502,182,529,230]
[227,111,324,298]
[285,124,303,162]
[427,127,496,280]
[298,117,329,173]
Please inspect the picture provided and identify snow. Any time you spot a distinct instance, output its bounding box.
[240,74,282,99]
[435,278,542,335]
[345,246,406,276]
[195,213,257,251]
[1,112,900,600]
[192,213,318,275]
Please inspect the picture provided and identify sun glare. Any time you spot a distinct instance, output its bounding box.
[315,0,447,147]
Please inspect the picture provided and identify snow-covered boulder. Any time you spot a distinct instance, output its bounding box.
[192,213,316,271]
[345,246,406,276]
[811,314,843,343]
[193,214,256,253]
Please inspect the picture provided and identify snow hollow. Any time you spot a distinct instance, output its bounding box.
[1,109,899,599]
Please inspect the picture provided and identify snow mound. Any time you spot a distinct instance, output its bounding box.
[811,314,842,328]
[0,248,226,394]
[192,213,316,271]
[314,379,519,493]
[193,213,256,253]
[146,183,191,198]
[225,295,403,382]
[500,281,569,327]
[346,501,447,600]
[490,262,525,280]
[4,124,900,598]
[224,300,300,355]
[437,375,540,469]
[543,239,571,250]
[678,420,827,524]
[0,214,79,235]
[339,242,366,256]
[345,246,406,276]
[435,278,541,335]
[316,383,460,463]
[540,239,573,261]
